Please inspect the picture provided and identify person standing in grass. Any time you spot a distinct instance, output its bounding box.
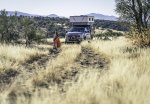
[53,31,61,50]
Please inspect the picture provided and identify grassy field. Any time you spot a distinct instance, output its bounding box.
[0,44,47,73]
[0,37,150,104]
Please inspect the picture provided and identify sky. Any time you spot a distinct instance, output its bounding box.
[0,0,117,17]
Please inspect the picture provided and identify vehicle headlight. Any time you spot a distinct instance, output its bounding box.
[65,34,68,38]
[79,34,84,38]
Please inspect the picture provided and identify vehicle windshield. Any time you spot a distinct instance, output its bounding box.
[69,27,85,32]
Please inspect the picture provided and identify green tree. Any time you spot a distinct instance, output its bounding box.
[0,9,9,42]
[22,17,37,46]
[115,0,150,32]
[7,12,19,42]
[0,10,20,43]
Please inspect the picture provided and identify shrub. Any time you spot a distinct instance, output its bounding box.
[94,29,123,40]
[127,30,150,47]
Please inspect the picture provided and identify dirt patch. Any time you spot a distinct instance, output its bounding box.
[0,69,19,84]
[77,47,109,69]
[25,55,47,64]
[0,69,19,92]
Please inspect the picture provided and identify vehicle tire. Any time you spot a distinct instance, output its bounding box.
[65,40,68,44]
[91,35,93,40]
[77,41,81,44]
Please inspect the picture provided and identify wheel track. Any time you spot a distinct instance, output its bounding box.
[77,47,109,69]
[0,50,59,93]
[1,46,110,104]
[46,46,110,92]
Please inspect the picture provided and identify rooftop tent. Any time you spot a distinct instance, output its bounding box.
[70,15,94,26]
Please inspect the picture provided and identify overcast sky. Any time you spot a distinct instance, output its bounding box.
[0,0,117,17]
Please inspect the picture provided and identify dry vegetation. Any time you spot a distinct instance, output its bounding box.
[33,44,81,87]
[0,44,47,73]
[95,28,124,36]
[0,37,150,104]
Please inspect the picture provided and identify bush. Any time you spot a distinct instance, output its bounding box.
[94,29,123,39]
[127,30,150,47]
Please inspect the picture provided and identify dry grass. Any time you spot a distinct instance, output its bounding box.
[0,44,47,72]
[64,38,150,104]
[33,44,81,87]
[82,37,131,58]
[1,37,150,104]
[127,30,150,47]
[95,28,124,35]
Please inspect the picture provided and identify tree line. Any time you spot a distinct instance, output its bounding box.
[0,10,39,46]
[94,20,130,31]
[0,10,69,46]
[0,9,132,46]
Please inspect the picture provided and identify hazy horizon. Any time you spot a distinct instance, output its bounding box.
[0,0,117,17]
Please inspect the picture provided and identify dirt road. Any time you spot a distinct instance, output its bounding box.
[0,44,110,104]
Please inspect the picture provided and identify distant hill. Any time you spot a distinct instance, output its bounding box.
[7,11,40,17]
[6,11,65,18]
[87,13,118,21]
[47,14,59,18]
[7,11,59,17]
[6,11,118,20]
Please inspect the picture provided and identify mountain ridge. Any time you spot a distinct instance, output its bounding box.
[5,11,118,21]
[87,13,118,21]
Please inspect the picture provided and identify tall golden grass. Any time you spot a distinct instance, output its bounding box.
[32,44,81,87]
[0,44,47,72]
[1,37,150,104]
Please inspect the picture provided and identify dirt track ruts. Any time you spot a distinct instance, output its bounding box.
[47,46,110,87]
[77,47,109,69]
[0,45,110,93]
[0,50,59,92]
[0,45,111,104]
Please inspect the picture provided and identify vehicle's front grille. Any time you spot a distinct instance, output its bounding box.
[68,35,80,41]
